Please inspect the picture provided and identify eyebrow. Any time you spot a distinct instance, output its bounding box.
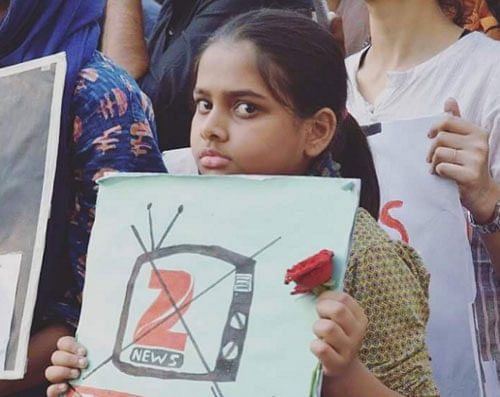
[194,88,267,100]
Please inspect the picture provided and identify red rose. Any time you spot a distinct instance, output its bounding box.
[284,249,334,295]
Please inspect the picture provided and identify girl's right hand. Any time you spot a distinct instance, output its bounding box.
[45,336,88,397]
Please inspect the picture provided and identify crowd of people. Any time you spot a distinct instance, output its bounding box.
[0,0,499,396]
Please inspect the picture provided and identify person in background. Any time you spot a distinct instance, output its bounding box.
[345,0,500,384]
[141,0,161,37]
[464,0,500,39]
[0,1,165,395]
[328,0,370,56]
[102,0,314,151]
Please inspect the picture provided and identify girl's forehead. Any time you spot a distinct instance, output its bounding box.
[196,41,265,91]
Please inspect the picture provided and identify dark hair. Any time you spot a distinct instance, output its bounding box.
[194,9,380,219]
[438,0,468,26]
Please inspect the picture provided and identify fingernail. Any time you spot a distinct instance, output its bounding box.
[78,357,87,367]
[77,348,86,356]
[70,369,80,378]
[59,383,68,391]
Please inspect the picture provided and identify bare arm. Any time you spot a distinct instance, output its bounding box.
[101,0,149,79]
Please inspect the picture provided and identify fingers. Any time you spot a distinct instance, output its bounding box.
[51,350,88,369]
[312,292,368,377]
[46,337,88,392]
[444,97,461,117]
[426,130,465,163]
[316,296,358,336]
[428,114,480,138]
[310,339,344,377]
[317,291,365,322]
[57,336,86,356]
[47,383,68,397]
[434,162,474,181]
[313,318,350,353]
[45,364,81,384]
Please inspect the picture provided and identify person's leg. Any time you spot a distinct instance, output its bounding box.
[0,323,73,397]
[142,0,161,37]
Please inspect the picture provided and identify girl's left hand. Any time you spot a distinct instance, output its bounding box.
[427,98,498,223]
[310,291,368,377]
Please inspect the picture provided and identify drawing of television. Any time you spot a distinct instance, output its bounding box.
[111,205,258,383]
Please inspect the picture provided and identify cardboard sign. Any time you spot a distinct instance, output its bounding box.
[365,116,483,396]
[69,174,359,397]
[0,53,65,379]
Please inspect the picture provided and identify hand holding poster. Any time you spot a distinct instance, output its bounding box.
[67,174,360,397]
[365,116,483,396]
[0,53,65,379]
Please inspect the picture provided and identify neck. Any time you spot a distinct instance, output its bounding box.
[365,0,462,70]
[0,0,9,20]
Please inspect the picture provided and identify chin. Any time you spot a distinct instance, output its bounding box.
[199,167,233,176]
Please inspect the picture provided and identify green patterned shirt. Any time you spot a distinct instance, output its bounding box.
[346,209,439,396]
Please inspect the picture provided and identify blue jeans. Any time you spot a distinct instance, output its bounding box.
[142,0,161,37]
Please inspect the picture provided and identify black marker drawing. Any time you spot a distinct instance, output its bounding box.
[102,204,281,396]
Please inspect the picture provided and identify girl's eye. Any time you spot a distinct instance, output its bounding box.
[235,103,258,117]
[196,99,212,114]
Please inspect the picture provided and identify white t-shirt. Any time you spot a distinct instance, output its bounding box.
[345,31,500,183]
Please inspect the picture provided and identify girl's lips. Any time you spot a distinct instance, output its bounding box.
[199,149,230,169]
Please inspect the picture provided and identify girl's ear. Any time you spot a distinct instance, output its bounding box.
[304,108,337,158]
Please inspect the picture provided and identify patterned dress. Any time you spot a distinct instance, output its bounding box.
[47,51,167,327]
[347,209,439,396]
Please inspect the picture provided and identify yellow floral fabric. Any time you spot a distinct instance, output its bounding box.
[344,209,439,396]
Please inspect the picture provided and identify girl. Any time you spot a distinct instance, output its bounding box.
[344,0,500,384]
[46,10,438,397]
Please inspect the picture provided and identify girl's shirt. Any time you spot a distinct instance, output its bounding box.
[163,148,438,396]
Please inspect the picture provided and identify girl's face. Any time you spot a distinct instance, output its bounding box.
[190,41,313,176]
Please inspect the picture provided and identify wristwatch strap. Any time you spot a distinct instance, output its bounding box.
[469,200,500,234]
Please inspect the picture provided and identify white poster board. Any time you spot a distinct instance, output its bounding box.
[365,116,483,396]
[67,174,360,397]
[0,53,66,379]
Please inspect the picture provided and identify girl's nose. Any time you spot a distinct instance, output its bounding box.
[200,111,229,142]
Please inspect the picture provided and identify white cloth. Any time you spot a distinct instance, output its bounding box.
[346,31,500,183]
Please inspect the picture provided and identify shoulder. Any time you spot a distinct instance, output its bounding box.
[72,51,148,105]
[449,32,500,78]
[346,208,430,302]
[71,51,154,122]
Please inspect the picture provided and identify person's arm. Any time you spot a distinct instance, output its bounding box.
[428,98,500,276]
[101,0,149,79]
[0,323,72,397]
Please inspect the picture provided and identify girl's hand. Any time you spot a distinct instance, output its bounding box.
[310,291,368,377]
[45,336,88,397]
[428,98,499,223]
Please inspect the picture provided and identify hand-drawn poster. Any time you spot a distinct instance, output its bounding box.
[0,53,66,378]
[365,116,484,396]
[68,174,360,397]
